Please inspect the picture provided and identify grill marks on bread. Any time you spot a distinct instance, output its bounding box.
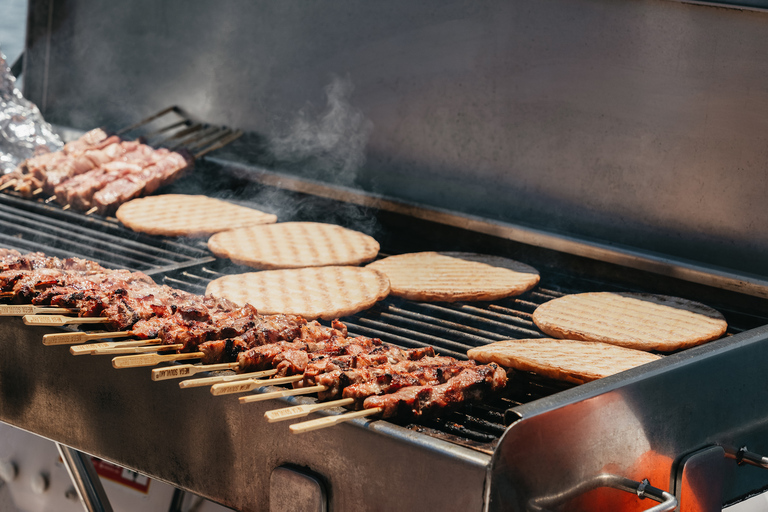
[205,266,390,320]
[366,251,540,302]
[532,292,727,352]
[468,338,662,384]
[116,194,277,237]
[207,222,380,269]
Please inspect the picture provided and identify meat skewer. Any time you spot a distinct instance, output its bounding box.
[289,363,507,433]
[177,369,278,388]
[264,398,356,423]
[70,338,162,355]
[44,331,136,346]
[210,375,305,396]
[150,362,240,381]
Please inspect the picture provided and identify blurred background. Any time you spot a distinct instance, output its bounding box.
[0,0,27,68]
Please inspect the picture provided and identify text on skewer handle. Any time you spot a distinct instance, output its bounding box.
[289,407,383,434]
[43,330,134,346]
[70,338,160,355]
[209,374,303,396]
[23,315,105,326]
[0,305,76,317]
[112,352,204,369]
[263,399,356,423]
[93,344,183,355]
[151,362,240,381]
[239,385,328,404]
[177,369,277,388]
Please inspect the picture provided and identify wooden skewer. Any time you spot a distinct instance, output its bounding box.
[240,385,327,404]
[43,330,135,346]
[0,305,76,317]
[70,338,161,355]
[289,408,383,434]
[62,204,71,211]
[32,188,43,196]
[264,398,355,422]
[85,206,98,216]
[93,343,183,355]
[152,362,239,381]
[45,195,57,203]
[177,369,277,388]
[112,352,204,369]
[0,180,17,191]
[23,315,106,326]
[210,374,303,396]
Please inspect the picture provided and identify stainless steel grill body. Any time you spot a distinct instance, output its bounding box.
[9,0,768,509]
[0,177,767,510]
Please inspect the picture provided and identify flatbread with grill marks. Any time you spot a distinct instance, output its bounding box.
[205,266,390,320]
[365,251,539,302]
[532,292,727,352]
[467,338,663,384]
[116,194,277,237]
[207,222,380,269]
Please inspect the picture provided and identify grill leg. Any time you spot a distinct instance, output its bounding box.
[56,444,113,512]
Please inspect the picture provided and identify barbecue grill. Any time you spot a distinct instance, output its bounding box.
[5,0,768,511]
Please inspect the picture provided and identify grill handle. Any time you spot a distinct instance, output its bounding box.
[725,445,768,469]
[527,473,678,512]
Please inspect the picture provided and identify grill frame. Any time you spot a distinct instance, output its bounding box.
[2,165,768,510]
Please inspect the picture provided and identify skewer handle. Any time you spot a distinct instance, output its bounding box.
[209,374,303,396]
[177,368,277,388]
[239,385,327,404]
[93,344,182,355]
[23,315,105,326]
[264,398,356,422]
[151,362,239,381]
[43,330,133,346]
[0,305,75,316]
[112,352,204,369]
[70,338,160,355]
[289,408,383,434]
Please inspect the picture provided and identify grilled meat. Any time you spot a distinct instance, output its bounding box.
[363,363,507,418]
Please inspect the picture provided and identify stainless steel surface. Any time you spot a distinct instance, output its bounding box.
[490,324,768,510]
[57,443,113,512]
[674,446,730,512]
[21,0,768,278]
[222,163,768,300]
[528,474,677,512]
[0,318,489,512]
[269,466,326,512]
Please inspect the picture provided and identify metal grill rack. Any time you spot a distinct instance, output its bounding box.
[0,193,211,272]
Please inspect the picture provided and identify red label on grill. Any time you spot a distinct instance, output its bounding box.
[91,458,151,494]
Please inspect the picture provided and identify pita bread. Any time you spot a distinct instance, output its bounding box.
[366,252,539,302]
[116,194,277,237]
[467,338,662,384]
[208,222,380,269]
[532,292,727,352]
[205,266,390,320]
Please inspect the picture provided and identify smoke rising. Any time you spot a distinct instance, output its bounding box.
[269,75,373,187]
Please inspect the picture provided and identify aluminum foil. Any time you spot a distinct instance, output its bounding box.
[0,47,62,174]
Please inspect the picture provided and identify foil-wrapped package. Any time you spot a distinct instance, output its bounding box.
[0,47,62,174]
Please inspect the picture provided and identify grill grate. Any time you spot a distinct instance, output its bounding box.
[153,254,767,452]
[0,183,766,452]
[0,194,210,272]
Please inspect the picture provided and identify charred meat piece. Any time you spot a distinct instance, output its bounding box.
[363,364,507,419]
